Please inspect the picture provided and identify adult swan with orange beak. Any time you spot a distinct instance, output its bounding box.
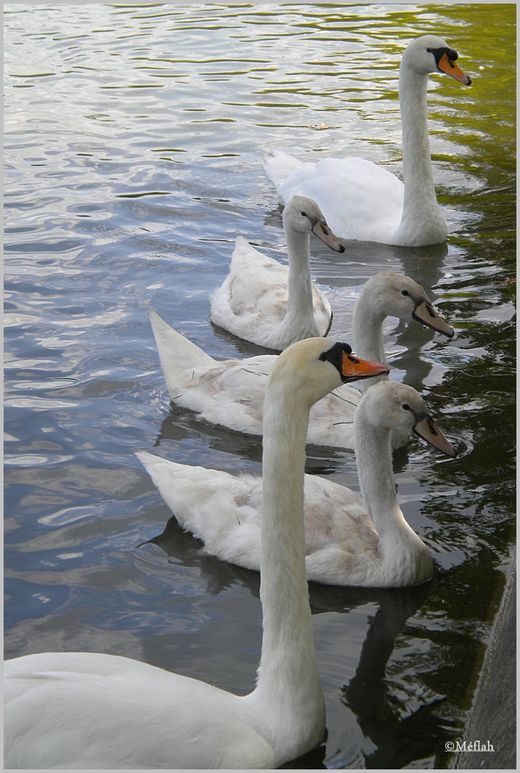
[263,35,472,247]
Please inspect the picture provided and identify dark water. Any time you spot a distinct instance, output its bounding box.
[4,3,515,769]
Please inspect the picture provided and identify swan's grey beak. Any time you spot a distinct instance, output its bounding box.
[437,52,472,85]
[414,415,457,458]
[413,300,454,338]
[312,220,345,253]
[340,352,390,383]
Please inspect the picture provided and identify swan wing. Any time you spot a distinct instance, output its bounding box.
[210,236,331,347]
[5,653,275,768]
[136,452,264,570]
[149,311,360,446]
[137,453,380,586]
[306,382,362,447]
[178,354,274,434]
[264,151,404,243]
[171,351,360,447]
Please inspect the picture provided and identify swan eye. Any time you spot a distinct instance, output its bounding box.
[300,211,307,217]
[402,403,410,411]
[401,289,409,296]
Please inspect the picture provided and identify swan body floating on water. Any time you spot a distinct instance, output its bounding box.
[263,35,472,247]
[210,196,343,350]
[150,272,452,449]
[138,380,456,588]
[4,338,388,769]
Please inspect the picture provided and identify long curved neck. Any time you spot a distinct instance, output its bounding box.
[399,64,438,216]
[355,407,426,559]
[284,228,317,327]
[249,381,324,755]
[352,290,388,389]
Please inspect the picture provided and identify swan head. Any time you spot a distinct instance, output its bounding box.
[361,271,454,338]
[283,196,345,253]
[403,35,472,85]
[270,337,389,406]
[358,381,457,457]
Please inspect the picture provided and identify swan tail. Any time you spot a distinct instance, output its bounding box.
[229,235,257,268]
[262,148,303,200]
[149,310,215,396]
[136,451,256,550]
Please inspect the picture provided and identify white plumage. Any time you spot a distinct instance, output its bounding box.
[150,272,452,449]
[4,338,389,769]
[263,35,471,246]
[137,381,456,588]
[210,196,343,350]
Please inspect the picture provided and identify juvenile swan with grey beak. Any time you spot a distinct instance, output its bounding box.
[149,270,452,449]
[263,35,472,246]
[210,196,343,350]
[138,380,456,588]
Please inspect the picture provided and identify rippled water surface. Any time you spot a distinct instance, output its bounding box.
[4,3,515,769]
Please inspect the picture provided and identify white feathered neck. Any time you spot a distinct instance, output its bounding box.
[354,396,432,585]
[393,55,447,245]
[273,226,322,344]
[243,363,325,757]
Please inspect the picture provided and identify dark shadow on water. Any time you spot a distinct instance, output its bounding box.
[143,515,428,615]
[280,742,327,769]
[263,202,449,293]
[340,584,459,769]
[210,319,281,357]
[142,515,261,597]
[142,510,460,766]
[154,405,264,464]
[153,404,352,472]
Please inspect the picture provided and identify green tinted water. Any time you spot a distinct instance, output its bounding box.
[4,3,515,767]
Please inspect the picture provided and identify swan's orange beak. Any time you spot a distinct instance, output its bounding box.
[437,52,472,85]
[341,351,390,383]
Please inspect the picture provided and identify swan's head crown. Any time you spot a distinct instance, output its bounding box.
[403,35,471,85]
[358,382,456,457]
[361,272,453,337]
[283,196,345,253]
[270,337,388,406]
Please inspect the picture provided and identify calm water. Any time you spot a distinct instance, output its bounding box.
[4,3,516,769]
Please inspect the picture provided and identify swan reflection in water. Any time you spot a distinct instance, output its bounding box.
[144,521,457,768]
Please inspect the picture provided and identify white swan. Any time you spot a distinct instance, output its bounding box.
[210,196,343,350]
[137,380,456,588]
[149,271,452,448]
[263,35,472,246]
[4,338,388,769]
